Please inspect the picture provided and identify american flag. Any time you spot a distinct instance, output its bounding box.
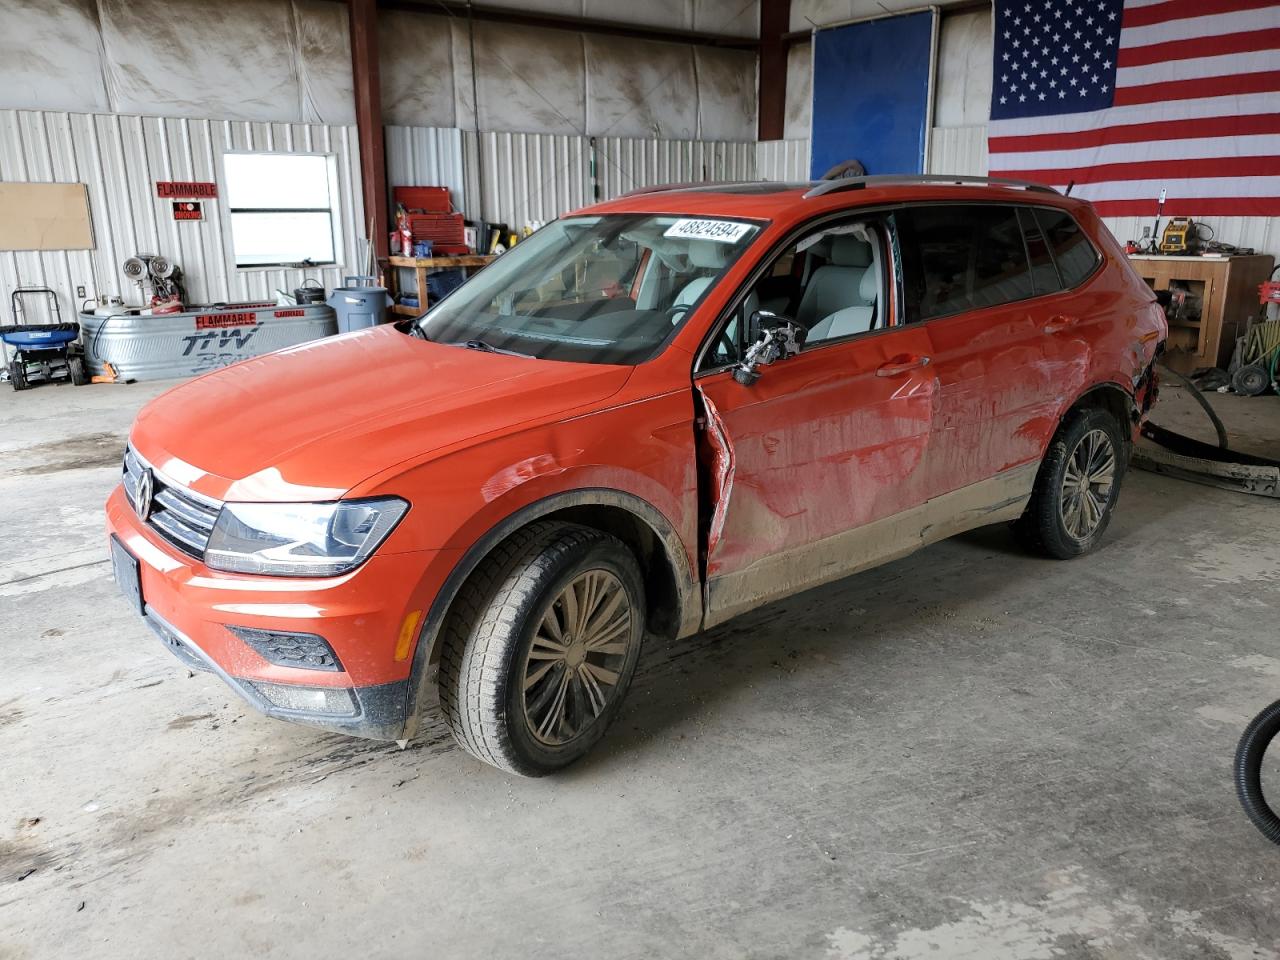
[988,0,1280,217]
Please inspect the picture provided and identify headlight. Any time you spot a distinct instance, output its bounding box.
[204,497,409,577]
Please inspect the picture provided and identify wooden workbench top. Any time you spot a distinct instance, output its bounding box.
[1127,253,1271,262]
[388,255,496,268]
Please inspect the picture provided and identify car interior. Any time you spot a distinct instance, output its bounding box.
[701,220,890,369]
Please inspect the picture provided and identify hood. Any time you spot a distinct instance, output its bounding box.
[131,325,632,501]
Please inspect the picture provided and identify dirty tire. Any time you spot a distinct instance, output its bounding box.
[9,360,30,391]
[1236,698,1280,845]
[1014,407,1128,559]
[438,521,645,777]
[68,355,89,386]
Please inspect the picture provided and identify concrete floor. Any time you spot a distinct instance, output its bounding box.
[2,377,1279,960]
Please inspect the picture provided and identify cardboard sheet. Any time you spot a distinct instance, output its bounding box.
[0,182,94,251]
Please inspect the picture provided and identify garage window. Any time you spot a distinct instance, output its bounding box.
[224,153,340,268]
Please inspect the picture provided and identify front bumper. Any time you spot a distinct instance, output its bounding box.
[106,485,448,740]
[143,606,409,738]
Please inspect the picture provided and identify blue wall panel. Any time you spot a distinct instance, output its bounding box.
[810,11,935,179]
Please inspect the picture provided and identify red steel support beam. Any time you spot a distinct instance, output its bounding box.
[758,0,791,141]
[349,0,388,260]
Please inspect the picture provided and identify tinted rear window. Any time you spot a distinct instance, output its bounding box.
[1018,207,1060,296]
[1035,209,1100,289]
[899,205,1033,321]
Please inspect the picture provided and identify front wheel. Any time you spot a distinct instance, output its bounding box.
[1014,407,1128,559]
[438,521,645,776]
[1236,699,1280,845]
[68,355,89,386]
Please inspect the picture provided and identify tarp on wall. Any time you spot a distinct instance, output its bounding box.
[809,10,935,179]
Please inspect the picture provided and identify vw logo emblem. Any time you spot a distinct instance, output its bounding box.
[135,467,155,521]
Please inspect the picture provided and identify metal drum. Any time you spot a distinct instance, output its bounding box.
[78,302,338,381]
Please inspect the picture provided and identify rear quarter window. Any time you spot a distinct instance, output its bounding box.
[1035,208,1101,289]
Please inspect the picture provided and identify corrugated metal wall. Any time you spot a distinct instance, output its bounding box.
[3,111,765,326]
[459,131,757,228]
[926,126,988,177]
[0,109,364,320]
[591,137,755,199]
[755,139,811,182]
[385,126,469,216]
[468,132,592,228]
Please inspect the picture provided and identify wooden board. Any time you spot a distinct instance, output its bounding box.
[388,255,495,268]
[0,182,94,251]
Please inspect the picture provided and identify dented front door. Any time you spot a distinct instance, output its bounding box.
[696,326,936,626]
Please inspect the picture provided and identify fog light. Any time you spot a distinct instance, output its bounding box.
[251,681,357,716]
[226,625,343,672]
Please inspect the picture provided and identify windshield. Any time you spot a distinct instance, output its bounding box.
[416,213,761,364]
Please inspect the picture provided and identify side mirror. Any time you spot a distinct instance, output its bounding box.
[734,311,807,385]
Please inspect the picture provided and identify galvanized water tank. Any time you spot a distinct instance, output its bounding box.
[78,302,338,381]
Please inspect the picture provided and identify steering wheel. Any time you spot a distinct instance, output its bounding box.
[665,303,692,324]
[716,328,740,363]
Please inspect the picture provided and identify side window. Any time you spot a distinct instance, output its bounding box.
[970,207,1034,309]
[696,218,890,371]
[899,206,1033,321]
[1036,209,1100,289]
[1018,207,1061,296]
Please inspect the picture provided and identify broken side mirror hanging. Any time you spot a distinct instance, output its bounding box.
[733,311,807,385]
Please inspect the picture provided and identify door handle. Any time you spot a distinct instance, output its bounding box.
[876,354,931,377]
[1044,314,1080,333]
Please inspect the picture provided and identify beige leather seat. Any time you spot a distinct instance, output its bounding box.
[799,236,880,343]
[806,267,878,342]
[671,241,731,319]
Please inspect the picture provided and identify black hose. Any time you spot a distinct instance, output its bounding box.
[1236,698,1280,845]
[1158,362,1229,449]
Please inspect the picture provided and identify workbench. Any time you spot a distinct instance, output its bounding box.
[387,255,496,318]
[1128,254,1275,373]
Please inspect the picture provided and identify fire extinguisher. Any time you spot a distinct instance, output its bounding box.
[396,204,412,257]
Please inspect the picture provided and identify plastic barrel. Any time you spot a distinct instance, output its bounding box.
[327,279,391,333]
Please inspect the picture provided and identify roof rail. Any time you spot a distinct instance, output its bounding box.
[618,180,759,198]
[803,174,1060,200]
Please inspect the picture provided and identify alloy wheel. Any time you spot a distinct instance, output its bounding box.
[521,569,634,746]
[1060,428,1116,540]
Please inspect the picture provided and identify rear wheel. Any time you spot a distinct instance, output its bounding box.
[438,521,645,776]
[9,359,30,391]
[1015,407,1127,559]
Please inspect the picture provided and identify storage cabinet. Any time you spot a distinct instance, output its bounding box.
[1127,254,1274,374]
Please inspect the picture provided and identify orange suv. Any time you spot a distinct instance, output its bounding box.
[107,176,1165,775]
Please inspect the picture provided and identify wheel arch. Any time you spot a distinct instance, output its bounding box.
[402,488,700,736]
[1062,380,1138,440]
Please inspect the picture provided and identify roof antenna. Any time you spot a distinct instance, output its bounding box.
[1065,180,1075,196]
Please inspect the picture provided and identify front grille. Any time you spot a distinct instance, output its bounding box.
[123,446,222,559]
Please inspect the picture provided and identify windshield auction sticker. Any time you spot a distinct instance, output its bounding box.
[664,219,752,243]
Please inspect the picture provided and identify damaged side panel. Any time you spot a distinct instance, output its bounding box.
[691,324,937,625]
[695,386,735,561]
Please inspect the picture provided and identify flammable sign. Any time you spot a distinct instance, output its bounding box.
[172,201,203,221]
